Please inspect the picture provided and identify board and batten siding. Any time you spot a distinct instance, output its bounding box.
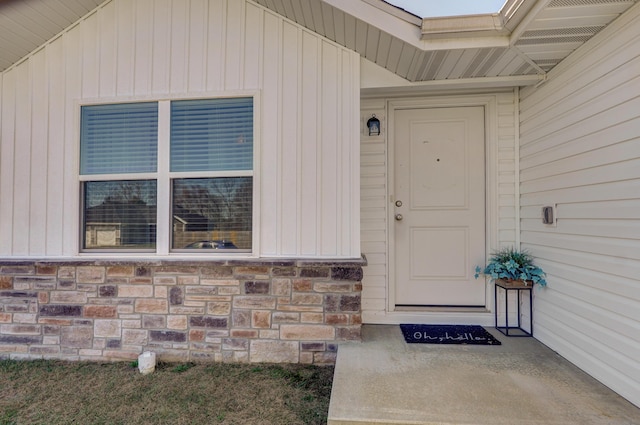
[360,91,519,322]
[0,0,361,259]
[519,2,640,407]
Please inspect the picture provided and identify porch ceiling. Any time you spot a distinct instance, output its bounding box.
[254,0,638,82]
[0,0,637,82]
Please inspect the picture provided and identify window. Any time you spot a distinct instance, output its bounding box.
[80,97,253,253]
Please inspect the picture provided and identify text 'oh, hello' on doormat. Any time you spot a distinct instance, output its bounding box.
[400,324,502,345]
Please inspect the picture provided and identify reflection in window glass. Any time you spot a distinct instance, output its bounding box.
[83,180,157,249]
[172,178,252,250]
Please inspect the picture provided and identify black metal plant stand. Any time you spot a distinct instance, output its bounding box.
[494,279,533,337]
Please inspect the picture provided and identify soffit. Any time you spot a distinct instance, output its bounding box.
[0,0,105,72]
[254,0,638,82]
[513,0,638,72]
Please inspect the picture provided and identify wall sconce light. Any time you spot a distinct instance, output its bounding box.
[542,205,556,225]
[367,115,381,136]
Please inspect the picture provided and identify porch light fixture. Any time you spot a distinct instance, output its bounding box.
[367,114,380,136]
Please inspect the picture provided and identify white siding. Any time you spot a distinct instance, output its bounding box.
[360,91,519,322]
[360,99,388,315]
[519,3,640,407]
[0,0,361,258]
[496,92,519,248]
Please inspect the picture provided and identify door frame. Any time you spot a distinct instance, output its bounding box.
[387,94,500,321]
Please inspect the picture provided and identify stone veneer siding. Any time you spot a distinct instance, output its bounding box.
[0,258,365,364]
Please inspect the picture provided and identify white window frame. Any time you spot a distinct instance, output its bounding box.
[78,92,260,257]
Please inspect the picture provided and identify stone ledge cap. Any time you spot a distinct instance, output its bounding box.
[0,255,367,268]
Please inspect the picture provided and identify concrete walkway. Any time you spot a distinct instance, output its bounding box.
[328,325,640,425]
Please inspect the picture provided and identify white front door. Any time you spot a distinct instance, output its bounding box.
[394,106,486,307]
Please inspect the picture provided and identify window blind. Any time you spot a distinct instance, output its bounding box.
[80,103,158,175]
[170,98,253,172]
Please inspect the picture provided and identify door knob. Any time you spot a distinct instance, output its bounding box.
[395,214,403,221]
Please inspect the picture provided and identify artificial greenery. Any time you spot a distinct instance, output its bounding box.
[475,247,547,286]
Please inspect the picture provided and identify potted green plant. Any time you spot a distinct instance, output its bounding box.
[475,247,547,287]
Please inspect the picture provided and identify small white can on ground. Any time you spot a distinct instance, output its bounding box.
[138,351,156,375]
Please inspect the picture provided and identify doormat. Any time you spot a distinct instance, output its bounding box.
[400,324,501,345]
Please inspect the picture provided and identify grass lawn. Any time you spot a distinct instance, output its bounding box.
[0,360,334,424]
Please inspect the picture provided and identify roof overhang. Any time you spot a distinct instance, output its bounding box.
[1,0,638,86]
[421,14,509,40]
[253,0,638,84]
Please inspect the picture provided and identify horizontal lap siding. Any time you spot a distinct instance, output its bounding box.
[519,3,640,407]
[360,100,388,317]
[0,0,360,258]
[496,93,518,247]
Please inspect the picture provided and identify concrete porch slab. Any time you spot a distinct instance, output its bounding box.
[328,325,639,425]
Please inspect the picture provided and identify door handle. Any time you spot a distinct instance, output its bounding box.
[395,214,403,221]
